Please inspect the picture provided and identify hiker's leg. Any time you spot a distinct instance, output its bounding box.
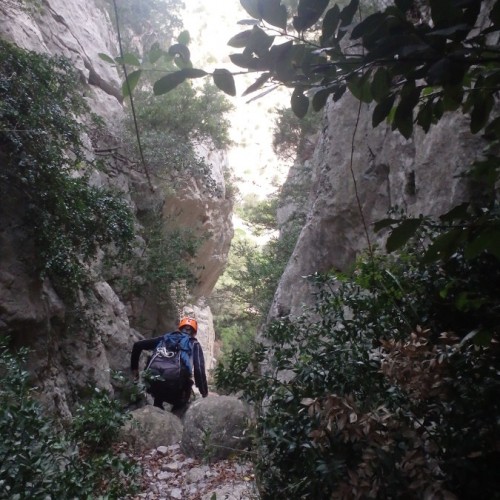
[150,383,165,409]
[171,398,188,418]
[153,394,164,409]
[171,381,192,417]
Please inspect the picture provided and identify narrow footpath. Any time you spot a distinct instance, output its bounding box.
[125,442,257,500]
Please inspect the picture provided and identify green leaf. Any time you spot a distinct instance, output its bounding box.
[115,53,141,67]
[427,58,465,86]
[416,100,434,132]
[168,43,190,62]
[321,5,340,45]
[228,30,253,48]
[472,330,494,347]
[241,0,261,19]
[371,67,390,103]
[347,71,372,103]
[372,94,395,127]
[442,85,464,111]
[427,58,450,86]
[272,41,295,80]
[230,52,258,69]
[422,228,465,263]
[386,218,422,252]
[247,26,275,57]
[242,72,271,96]
[177,30,191,45]
[427,24,470,39]
[291,88,309,118]
[485,116,500,140]
[340,0,359,27]
[491,0,500,24]
[122,70,142,98]
[394,112,413,139]
[470,93,494,134]
[174,57,193,70]
[464,228,500,260]
[153,71,186,95]
[261,0,287,29]
[300,48,326,77]
[394,84,420,139]
[312,87,332,111]
[351,13,385,40]
[293,0,330,32]
[440,202,469,222]
[98,53,115,64]
[213,69,237,96]
[373,218,396,232]
[429,0,456,25]
[332,84,346,101]
[181,68,208,79]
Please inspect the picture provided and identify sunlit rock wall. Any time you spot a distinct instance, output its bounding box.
[270,93,485,319]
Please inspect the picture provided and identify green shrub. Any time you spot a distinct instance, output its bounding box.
[111,213,202,314]
[71,388,130,453]
[0,40,134,294]
[215,223,500,499]
[0,337,139,499]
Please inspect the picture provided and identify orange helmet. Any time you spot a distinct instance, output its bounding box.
[178,316,198,333]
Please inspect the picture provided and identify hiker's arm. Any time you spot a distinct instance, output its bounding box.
[130,337,160,372]
[192,342,208,397]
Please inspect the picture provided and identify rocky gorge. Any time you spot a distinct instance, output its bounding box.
[0,0,232,419]
[1,0,498,498]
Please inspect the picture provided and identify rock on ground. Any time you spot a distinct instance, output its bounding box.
[181,396,252,461]
[122,406,183,452]
[125,442,258,499]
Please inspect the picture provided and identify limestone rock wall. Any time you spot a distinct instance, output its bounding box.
[0,0,230,416]
[270,93,485,318]
[0,0,123,126]
[161,144,234,301]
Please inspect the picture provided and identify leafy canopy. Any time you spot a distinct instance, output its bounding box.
[140,0,500,139]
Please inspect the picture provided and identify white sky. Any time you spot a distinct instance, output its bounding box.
[182,0,290,202]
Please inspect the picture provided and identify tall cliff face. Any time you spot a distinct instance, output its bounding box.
[271,93,485,318]
[0,0,231,416]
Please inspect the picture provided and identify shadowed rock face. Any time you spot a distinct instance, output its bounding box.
[270,93,485,319]
[0,0,231,417]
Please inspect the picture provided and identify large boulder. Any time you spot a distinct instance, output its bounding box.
[181,396,251,461]
[122,406,183,452]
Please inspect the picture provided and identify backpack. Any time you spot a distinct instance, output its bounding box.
[145,332,192,393]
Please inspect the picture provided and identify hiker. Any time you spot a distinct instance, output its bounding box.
[130,317,208,412]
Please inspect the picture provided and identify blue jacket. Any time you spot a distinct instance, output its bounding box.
[131,331,208,397]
